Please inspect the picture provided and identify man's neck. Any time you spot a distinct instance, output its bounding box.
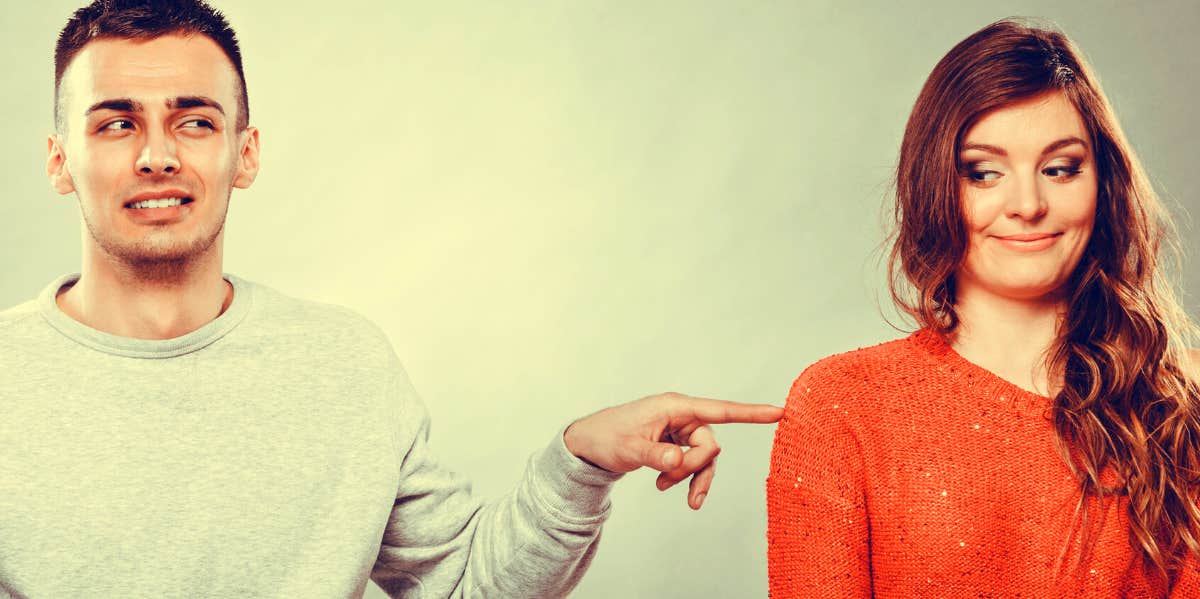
[950,285,1065,396]
[57,244,234,340]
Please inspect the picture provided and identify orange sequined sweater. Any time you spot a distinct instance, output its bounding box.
[767,330,1199,598]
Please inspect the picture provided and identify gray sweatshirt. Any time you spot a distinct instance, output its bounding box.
[0,274,621,599]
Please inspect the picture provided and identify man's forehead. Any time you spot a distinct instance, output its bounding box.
[62,34,239,110]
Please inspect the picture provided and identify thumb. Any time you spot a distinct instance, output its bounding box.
[626,437,684,472]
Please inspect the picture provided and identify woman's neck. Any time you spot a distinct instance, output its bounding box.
[949,284,1065,397]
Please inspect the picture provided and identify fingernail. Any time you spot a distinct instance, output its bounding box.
[695,493,706,508]
[663,450,675,467]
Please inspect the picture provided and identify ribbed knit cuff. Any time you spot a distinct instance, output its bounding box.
[526,427,625,523]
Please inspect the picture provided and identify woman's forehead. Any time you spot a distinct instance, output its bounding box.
[961,92,1088,154]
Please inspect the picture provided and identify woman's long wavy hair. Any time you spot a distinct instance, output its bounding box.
[889,18,1200,579]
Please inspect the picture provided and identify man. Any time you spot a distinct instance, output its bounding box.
[0,1,781,597]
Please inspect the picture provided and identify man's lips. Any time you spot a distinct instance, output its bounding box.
[125,197,194,210]
[121,190,195,223]
[122,189,195,209]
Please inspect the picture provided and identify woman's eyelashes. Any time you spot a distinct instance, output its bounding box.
[1042,158,1084,180]
[960,162,1003,187]
[959,157,1086,187]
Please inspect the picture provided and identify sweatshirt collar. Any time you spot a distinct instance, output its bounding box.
[38,273,253,359]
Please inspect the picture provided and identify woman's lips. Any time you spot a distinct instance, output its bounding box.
[993,232,1061,252]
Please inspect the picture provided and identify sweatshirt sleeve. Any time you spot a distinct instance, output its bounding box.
[370,361,623,598]
[767,361,872,598]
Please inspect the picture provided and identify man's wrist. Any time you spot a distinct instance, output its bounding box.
[552,425,625,484]
[562,420,610,472]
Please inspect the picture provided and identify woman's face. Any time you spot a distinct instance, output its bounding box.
[956,91,1098,304]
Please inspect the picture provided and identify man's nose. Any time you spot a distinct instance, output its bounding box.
[135,130,180,175]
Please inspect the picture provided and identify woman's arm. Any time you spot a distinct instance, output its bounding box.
[767,363,872,597]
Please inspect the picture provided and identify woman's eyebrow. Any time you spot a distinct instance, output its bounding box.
[959,136,1089,157]
[1040,136,1087,156]
[960,142,1006,156]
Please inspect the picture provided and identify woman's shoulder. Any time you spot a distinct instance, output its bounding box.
[774,336,927,452]
[792,334,925,393]
[776,332,957,455]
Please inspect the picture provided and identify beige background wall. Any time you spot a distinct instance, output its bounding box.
[3,2,1198,597]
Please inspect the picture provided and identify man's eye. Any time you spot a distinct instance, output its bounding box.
[100,120,134,132]
[181,119,215,130]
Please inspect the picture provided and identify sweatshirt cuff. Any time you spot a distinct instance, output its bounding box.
[527,426,625,522]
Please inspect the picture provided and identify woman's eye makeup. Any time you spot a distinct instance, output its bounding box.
[959,162,1002,184]
[1042,158,1084,178]
[958,157,1086,185]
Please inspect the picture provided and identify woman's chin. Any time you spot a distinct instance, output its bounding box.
[972,278,1071,304]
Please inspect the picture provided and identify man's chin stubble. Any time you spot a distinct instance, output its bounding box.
[87,223,226,283]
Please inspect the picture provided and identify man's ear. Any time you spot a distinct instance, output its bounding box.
[47,134,75,195]
[232,126,260,189]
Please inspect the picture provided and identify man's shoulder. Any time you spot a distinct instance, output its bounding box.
[0,299,43,332]
[238,278,397,363]
[0,298,38,319]
[0,299,56,371]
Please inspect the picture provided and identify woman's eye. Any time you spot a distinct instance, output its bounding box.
[968,170,1001,182]
[1043,165,1082,178]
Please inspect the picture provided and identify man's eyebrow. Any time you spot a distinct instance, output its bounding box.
[84,96,226,117]
[168,96,225,115]
[85,98,143,116]
[960,136,1089,158]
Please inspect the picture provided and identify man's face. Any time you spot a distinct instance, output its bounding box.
[48,34,259,268]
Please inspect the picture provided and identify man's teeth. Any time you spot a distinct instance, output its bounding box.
[129,197,185,209]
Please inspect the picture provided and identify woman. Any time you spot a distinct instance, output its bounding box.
[767,19,1200,597]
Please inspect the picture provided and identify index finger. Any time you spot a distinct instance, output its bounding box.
[673,396,784,425]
